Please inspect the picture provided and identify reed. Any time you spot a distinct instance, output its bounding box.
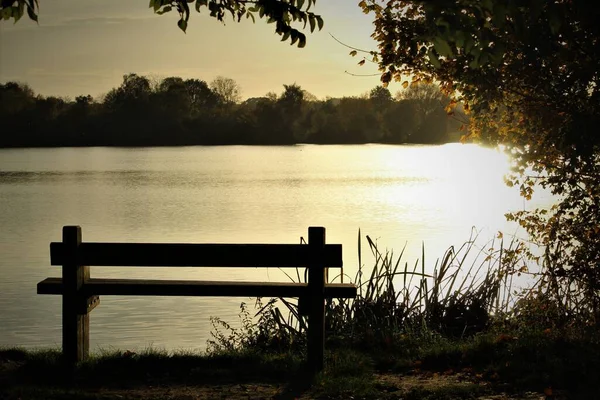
[208,228,536,353]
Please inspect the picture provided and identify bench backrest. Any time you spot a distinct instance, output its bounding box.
[50,242,343,268]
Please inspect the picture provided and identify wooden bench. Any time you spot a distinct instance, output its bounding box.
[37,226,356,373]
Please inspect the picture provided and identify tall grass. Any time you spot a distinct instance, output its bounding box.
[208,229,538,353]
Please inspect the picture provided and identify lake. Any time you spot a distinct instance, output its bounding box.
[0,144,553,351]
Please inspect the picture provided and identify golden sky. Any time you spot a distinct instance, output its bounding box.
[0,1,395,100]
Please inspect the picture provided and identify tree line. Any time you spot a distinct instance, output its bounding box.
[0,75,466,147]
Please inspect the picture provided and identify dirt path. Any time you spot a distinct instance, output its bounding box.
[2,375,550,400]
[0,356,555,400]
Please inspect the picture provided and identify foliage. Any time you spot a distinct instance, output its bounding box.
[400,329,600,395]
[207,299,304,353]
[369,85,392,108]
[279,83,304,111]
[210,229,531,357]
[396,83,449,117]
[0,81,34,119]
[327,230,525,347]
[210,76,242,105]
[0,0,37,23]
[1,0,323,47]
[361,0,600,318]
[0,79,459,147]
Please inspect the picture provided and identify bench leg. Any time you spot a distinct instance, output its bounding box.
[61,225,90,363]
[63,297,90,363]
[307,227,326,374]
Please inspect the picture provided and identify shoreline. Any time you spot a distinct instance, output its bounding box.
[0,141,461,150]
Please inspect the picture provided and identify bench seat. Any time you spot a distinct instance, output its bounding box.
[38,277,357,298]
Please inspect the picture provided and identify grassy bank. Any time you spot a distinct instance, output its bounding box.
[2,328,598,399]
[3,231,599,399]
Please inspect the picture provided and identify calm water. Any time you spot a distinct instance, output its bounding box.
[0,144,552,351]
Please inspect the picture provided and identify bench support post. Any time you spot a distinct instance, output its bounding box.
[62,226,90,363]
[307,227,326,374]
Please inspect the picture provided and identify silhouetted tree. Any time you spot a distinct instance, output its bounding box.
[302,90,318,102]
[396,83,450,143]
[277,84,305,143]
[210,76,242,105]
[0,82,36,146]
[381,100,417,143]
[369,86,393,109]
[184,79,219,112]
[396,83,448,116]
[279,84,303,112]
[0,82,35,116]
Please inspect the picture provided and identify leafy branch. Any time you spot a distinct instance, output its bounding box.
[0,0,324,48]
[0,0,38,23]
[149,0,324,47]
